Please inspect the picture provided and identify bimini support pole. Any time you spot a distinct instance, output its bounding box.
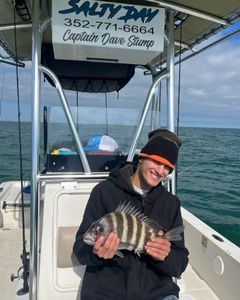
[166,10,177,195]
[40,65,91,173]
[127,71,169,162]
[29,0,41,299]
[150,82,160,131]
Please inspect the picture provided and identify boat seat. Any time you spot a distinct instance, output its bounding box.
[57,226,80,268]
[38,180,100,299]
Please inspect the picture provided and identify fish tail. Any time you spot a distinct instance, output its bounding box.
[164,225,184,241]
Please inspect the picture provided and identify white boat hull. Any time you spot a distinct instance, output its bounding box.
[1,180,240,300]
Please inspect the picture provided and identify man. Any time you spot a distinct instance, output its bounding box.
[73,129,189,300]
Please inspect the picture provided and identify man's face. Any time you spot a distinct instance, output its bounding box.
[138,158,171,189]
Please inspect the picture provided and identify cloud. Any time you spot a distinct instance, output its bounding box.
[0,61,31,101]
[177,35,240,128]
[1,24,240,128]
[187,88,207,97]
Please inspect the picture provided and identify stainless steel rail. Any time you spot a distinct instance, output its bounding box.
[178,28,240,65]
[29,0,41,299]
[39,173,108,181]
[150,0,228,25]
[39,65,91,174]
[127,71,169,162]
[0,23,32,31]
[166,11,177,195]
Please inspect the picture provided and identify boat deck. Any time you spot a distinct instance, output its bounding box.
[0,227,29,300]
[0,227,220,300]
[0,181,222,300]
[179,265,219,300]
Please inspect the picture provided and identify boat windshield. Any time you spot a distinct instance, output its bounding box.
[45,94,153,173]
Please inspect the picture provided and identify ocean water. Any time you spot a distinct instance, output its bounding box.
[0,121,239,247]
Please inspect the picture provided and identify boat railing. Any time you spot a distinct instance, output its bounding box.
[127,70,169,162]
[39,65,91,174]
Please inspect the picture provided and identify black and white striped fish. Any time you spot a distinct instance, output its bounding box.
[83,202,184,257]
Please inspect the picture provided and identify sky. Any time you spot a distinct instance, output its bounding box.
[0,22,240,129]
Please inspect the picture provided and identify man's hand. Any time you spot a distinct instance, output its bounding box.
[145,230,171,261]
[93,232,120,259]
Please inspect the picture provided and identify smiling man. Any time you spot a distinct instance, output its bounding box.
[73,129,189,300]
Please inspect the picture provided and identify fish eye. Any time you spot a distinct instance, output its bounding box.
[96,225,104,233]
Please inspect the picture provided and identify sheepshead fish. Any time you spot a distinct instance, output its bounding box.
[83,202,184,257]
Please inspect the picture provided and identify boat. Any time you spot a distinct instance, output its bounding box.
[0,1,240,299]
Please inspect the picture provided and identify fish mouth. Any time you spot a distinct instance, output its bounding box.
[83,233,96,246]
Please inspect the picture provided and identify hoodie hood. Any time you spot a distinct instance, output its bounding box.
[108,164,166,201]
[108,164,136,194]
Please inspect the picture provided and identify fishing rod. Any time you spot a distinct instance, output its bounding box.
[10,2,29,294]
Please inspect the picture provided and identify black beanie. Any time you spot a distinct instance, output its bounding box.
[139,136,179,170]
[148,129,182,148]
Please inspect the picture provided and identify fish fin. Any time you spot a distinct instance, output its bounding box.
[135,249,145,257]
[143,218,161,230]
[116,201,156,224]
[116,201,142,216]
[115,201,150,222]
[116,250,124,258]
[165,225,184,241]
